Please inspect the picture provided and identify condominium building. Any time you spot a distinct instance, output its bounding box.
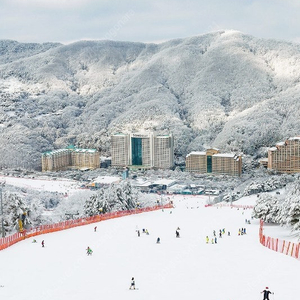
[186,149,242,176]
[268,137,300,173]
[42,147,100,171]
[111,132,174,169]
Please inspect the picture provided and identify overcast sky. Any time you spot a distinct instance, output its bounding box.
[0,0,299,45]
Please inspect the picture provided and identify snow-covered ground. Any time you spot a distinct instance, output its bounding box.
[0,194,299,300]
[0,175,81,195]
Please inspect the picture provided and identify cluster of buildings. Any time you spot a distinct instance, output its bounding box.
[42,146,99,172]
[111,132,174,169]
[265,137,300,173]
[185,148,242,176]
[41,132,300,177]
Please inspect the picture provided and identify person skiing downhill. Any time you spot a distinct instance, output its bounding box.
[129,277,135,290]
[261,287,273,300]
[86,246,93,255]
[41,240,45,247]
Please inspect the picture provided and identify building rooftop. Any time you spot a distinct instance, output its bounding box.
[186,151,206,157]
[213,153,236,158]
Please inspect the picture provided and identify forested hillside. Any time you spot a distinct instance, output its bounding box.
[1,30,300,170]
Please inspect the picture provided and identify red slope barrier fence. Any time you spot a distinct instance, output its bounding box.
[0,203,173,251]
[259,219,300,260]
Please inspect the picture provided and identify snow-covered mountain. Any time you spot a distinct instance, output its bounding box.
[1,30,300,170]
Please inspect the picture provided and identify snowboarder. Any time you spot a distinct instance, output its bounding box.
[41,240,45,247]
[261,287,273,300]
[86,246,93,255]
[156,237,160,244]
[129,277,136,290]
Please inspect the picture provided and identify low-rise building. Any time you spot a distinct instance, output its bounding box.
[42,147,99,172]
[186,149,242,176]
[268,137,300,173]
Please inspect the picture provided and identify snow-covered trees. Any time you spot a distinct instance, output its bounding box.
[83,182,138,217]
[252,193,281,223]
[2,192,30,233]
[277,183,300,230]
[2,33,300,169]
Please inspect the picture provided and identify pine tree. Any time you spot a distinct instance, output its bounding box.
[252,193,279,223]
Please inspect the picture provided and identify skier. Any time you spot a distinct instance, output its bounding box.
[94,226,97,232]
[129,277,136,290]
[211,238,214,244]
[214,237,217,244]
[213,230,216,237]
[145,229,149,235]
[137,230,140,237]
[41,240,45,247]
[176,230,180,238]
[219,230,222,238]
[261,287,274,300]
[86,246,93,255]
[228,231,231,236]
[206,236,209,244]
[32,239,37,243]
[156,237,160,244]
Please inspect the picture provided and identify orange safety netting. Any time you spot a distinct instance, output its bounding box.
[0,203,173,251]
[259,219,300,260]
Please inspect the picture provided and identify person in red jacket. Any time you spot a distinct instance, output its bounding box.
[261,287,273,300]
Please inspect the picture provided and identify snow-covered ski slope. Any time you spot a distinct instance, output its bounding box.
[0,195,299,300]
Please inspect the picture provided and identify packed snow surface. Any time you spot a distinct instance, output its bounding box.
[0,195,299,300]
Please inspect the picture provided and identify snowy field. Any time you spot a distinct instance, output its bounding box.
[0,175,80,194]
[0,195,299,300]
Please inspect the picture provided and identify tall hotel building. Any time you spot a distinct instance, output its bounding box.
[111,133,174,169]
[268,137,300,173]
[186,148,242,176]
[42,147,100,171]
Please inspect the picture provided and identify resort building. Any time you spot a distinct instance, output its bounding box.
[268,137,300,173]
[111,132,174,169]
[186,149,242,176]
[42,147,100,172]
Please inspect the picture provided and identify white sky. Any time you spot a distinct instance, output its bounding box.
[0,0,299,44]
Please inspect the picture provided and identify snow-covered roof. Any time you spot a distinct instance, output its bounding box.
[276,142,285,146]
[73,148,97,153]
[92,176,121,184]
[186,151,206,157]
[288,137,300,141]
[153,179,177,186]
[212,153,236,158]
[269,147,277,151]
